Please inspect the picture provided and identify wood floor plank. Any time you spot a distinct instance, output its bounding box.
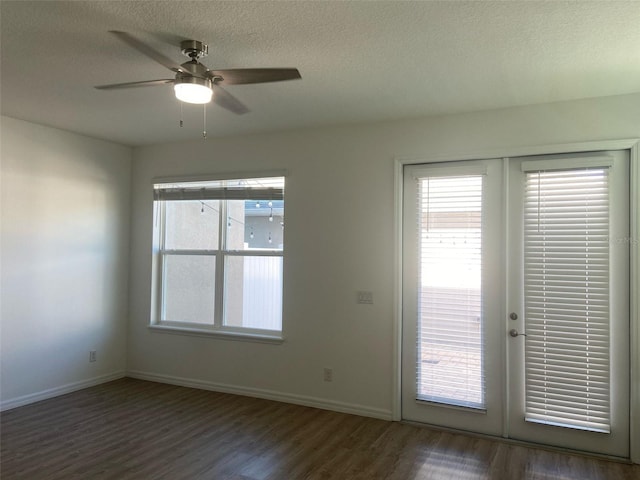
[1,378,638,479]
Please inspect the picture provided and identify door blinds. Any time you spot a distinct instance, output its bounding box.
[416,175,485,409]
[523,166,611,433]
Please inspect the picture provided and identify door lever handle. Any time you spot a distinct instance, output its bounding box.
[509,328,527,338]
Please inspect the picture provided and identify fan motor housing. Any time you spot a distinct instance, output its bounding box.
[180,40,208,59]
[177,60,209,79]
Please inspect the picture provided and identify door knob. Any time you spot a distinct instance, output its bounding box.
[509,328,526,338]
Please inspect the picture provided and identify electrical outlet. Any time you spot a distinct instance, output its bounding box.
[89,350,97,363]
[357,291,374,304]
[323,368,333,382]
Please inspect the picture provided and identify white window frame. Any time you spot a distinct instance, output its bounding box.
[149,171,286,343]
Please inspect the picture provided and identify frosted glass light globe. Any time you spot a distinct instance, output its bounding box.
[174,83,213,104]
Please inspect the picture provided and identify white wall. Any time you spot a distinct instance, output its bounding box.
[128,93,640,419]
[1,116,132,409]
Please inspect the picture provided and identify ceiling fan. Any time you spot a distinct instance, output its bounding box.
[95,31,301,115]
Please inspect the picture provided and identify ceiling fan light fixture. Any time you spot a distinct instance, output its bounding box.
[174,77,213,104]
[97,32,300,115]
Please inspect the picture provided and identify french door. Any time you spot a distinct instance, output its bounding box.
[401,152,630,457]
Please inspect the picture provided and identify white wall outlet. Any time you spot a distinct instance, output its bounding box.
[356,291,374,304]
[323,367,333,382]
[89,350,97,363]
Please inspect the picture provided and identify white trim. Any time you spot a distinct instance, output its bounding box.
[126,370,393,421]
[152,169,289,185]
[393,138,640,464]
[396,139,639,166]
[630,141,640,464]
[148,324,284,344]
[0,371,126,412]
[158,250,283,257]
[392,158,403,421]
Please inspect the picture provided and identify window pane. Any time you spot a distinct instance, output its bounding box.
[163,254,215,324]
[226,200,284,251]
[224,256,283,330]
[523,168,611,432]
[164,200,219,250]
[417,175,484,409]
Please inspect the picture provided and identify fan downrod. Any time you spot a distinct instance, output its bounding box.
[180,40,208,60]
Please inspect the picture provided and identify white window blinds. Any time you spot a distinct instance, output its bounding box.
[416,175,484,409]
[523,167,611,433]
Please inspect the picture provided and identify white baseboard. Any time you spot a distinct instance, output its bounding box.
[126,370,393,421]
[0,371,127,411]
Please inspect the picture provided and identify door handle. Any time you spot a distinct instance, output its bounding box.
[509,328,527,338]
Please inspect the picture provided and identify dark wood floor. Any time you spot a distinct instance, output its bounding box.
[1,378,638,479]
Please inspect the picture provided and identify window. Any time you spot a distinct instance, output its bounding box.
[151,175,285,339]
[416,174,484,409]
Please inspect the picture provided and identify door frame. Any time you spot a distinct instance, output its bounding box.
[392,139,640,463]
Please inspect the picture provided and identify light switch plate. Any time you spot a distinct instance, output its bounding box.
[357,291,373,304]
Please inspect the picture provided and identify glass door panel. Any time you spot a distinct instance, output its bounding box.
[507,151,630,457]
[402,159,504,435]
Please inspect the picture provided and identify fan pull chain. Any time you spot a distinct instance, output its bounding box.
[179,101,184,128]
[203,104,207,140]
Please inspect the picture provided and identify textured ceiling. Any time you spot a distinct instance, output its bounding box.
[2,1,640,147]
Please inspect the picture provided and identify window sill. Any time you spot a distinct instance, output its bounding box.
[148,324,284,344]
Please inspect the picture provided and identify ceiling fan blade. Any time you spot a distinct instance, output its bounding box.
[95,79,175,90]
[109,31,187,74]
[212,84,250,115]
[209,68,301,85]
